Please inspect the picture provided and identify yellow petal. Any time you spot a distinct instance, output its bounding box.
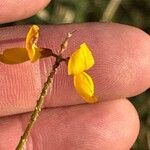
[0,48,29,64]
[74,72,97,103]
[26,25,41,62]
[68,43,94,75]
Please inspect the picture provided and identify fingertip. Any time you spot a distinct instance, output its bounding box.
[0,0,51,23]
[90,23,150,100]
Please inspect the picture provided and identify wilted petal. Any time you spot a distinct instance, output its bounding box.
[74,72,97,103]
[26,25,41,62]
[0,48,29,64]
[68,43,94,75]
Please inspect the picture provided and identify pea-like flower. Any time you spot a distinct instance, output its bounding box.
[0,25,42,64]
[68,43,97,103]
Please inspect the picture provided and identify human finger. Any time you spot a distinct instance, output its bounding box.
[0,99,139,150]
[0,23,150,116]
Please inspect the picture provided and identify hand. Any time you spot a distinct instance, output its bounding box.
[0,1,150,150]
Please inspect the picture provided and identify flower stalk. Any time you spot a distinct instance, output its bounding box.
[15,31,73,150]
[16,53,66,150]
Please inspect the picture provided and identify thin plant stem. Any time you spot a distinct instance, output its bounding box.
[16,31,74,150]
[16,55,65,150]
[101,0,122,22]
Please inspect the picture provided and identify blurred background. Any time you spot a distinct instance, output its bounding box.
[0,0,150,149]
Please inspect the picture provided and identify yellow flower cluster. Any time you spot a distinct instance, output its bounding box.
[68,43,97,103]
[0,25,97,103]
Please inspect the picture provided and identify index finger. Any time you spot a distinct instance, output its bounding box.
[0,23,150,117]
[0,0,50,23]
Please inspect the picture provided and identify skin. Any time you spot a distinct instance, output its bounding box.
[0,1,150,149]
[0,0,51,23]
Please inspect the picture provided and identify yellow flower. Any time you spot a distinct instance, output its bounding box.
[0,25,42,64]
[68,43,94,75]
[74,72,97,103]
[68,43,97,103]
[26,25,41,62]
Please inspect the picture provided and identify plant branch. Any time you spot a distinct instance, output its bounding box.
[15,54,66,150]
[16,30,74,150]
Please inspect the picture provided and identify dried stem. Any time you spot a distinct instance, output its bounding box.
[16,54,65,150]
[16,31,74,150]
[60,30,76,53]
